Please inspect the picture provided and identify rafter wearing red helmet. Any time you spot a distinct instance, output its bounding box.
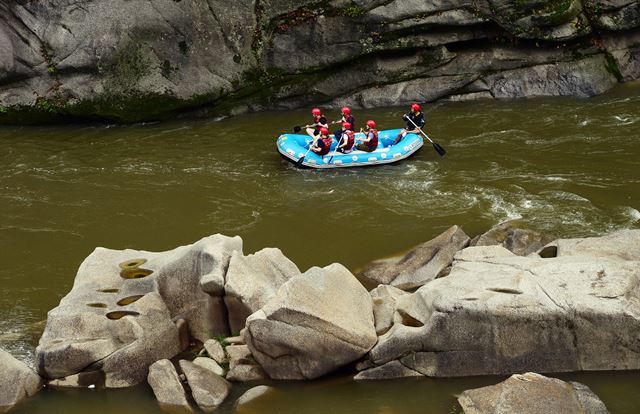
[310,127,333,156]
[305,108,329,140]
[394,103,425,145]
[336,122,355,154]
[357,119,379,152]
[332,106,356,146]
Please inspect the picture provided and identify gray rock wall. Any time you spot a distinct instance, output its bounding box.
[0,0,639,124]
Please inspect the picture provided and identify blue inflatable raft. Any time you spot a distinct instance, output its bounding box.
[277,129,423,168]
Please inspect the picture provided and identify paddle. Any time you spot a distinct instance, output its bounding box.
[328,135,344,164]
[293,125,304,133]
[295,140,314,167]
[404,115,446,157]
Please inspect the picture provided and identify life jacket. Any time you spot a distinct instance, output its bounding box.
[318,135,332,155]
[343,130,355,151]
[367,129,378,151]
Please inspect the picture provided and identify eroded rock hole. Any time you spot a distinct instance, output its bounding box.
[119,258,148,269]
[87,303,108,308]
[106,311,140,320]
[539,245,558,258]
[398,310,424,327]
[487,287,523,295]
[97,288,119,293]
[116,295,144,306]
[120,268,153,279]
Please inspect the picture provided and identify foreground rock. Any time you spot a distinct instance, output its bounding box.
[470,220,554,256]
[36,234,241,388]
[179,360,231,412]
[147,359,191,412]
[368,229,640,377]
[359,225,470,290]
[225,345,267,382]
[235,385,275,409]
[224,248,300,334]
[245,263,377,380]
[0,349,43,413]
[458,372,609,414]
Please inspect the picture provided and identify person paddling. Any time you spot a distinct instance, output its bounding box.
[336,122,355,154]
[310,127,333,156]
[305,108,329,140]
[394,103,425,144]
[356,120,378,152]
[333,107,355,144]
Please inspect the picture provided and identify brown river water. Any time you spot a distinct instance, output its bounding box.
[1,82,639,413]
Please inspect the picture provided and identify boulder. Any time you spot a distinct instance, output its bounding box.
[370,285,411,335]
[354,360,423,380]
[147,359,191,412]
[36,234,240,388]
[540,228,640,260]
[203,339,226,364]
[245,263,377,380]
[368,230,640,377]
[359,225,470,290]
[193,357,225,377]
[235,385,275,409]
[0,349,42,413]
[470,220,554,256]
[458,372,609,414]
[179,360,231,412]
[224,248,300,334]
[225,344,267,382]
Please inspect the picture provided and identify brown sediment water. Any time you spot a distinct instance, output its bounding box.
[1,83,639,413]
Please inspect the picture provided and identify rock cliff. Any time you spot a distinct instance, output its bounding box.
[0,0,638,124]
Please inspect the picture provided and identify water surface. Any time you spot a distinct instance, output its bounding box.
[1,82,639,413]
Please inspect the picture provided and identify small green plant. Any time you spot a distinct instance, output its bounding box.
[47,65,56,75]
[214,334,229,347]
[0,106,7,114]
[339,5,365,17]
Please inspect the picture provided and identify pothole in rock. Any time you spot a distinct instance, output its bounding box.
[119,258,148,269]
[120,268,153,279]
[97,288,119,293]
[116,295,144,306]
[539,245,558,258]
[87,303,108,308]
[106,311,140,320]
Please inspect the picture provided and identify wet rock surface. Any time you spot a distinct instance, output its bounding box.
[0,0,638,123]
[458,372,609,414]
[0,349,43,413]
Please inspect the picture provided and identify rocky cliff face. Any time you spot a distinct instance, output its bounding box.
[0,0,638,123]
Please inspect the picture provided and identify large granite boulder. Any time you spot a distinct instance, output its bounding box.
[224,248,300,334]
[147,359,192,412]
[179,360,231,413]
[471,220,554,256]
[359,225,470,290]
[458,372,609,414]
[0,349,42,413]
[244,263,377,380]
[368,230,640,377]
[36,234,241,388]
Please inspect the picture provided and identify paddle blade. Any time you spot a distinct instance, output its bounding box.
[432,141,446,157]
[293,126,302,133]
[295,156,305,167]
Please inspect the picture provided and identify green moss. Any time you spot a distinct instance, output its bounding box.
[604,52,623,81]
[0,106,7,114]
[338,4,365,18]
[100,40,152,93]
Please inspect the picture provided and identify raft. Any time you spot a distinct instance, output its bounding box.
[276,129,423,169]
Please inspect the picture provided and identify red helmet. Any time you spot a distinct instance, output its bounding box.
[320,127,329,135]
[311,108,321,116]
[341,107,351,115]
[366,120,376,128]
[411,103,421,112]
[342,122,351,130]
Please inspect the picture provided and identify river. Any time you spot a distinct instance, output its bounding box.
[1,82,639,413]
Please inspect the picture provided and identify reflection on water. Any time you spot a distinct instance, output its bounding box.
[1,82,640,413]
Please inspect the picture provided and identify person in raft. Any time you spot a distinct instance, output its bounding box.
[394,103,425,144]
[336,122,355,153]
[305,108,329,140]
[356,120,378,152]
[333,106,356,142]
[310,127,333,156]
